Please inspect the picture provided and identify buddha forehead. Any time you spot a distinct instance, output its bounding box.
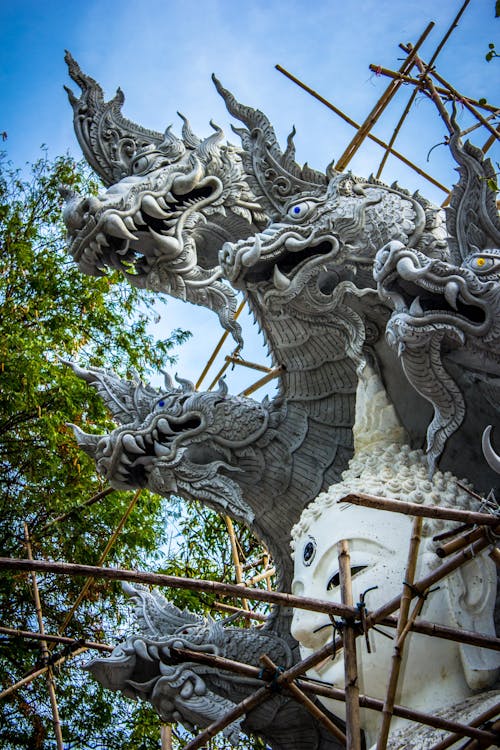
[293,503,414,570]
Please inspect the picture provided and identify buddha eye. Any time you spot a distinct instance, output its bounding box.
[327,565,368,590]
[288,201,313,220]
[303,539,316,566]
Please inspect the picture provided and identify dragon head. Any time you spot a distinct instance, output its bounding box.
[62,54,269,342]
[220,172,448,301]
[65,362,280,524]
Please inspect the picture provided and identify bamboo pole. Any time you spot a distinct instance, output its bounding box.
[225,355,272,373]
[377,517,423,750]
[275,65,449,194]
[167,645,498,746]
[340,491,500,527]
[0,647,88,700]
[334,21,436,172]
[0,556,360,620]
[39,486,114,532]
[429,704,500,750]
[426,65,500,139]
[161,723,173,750]
[260,653,347,745]
[435,525,486,558]
[0,625,113,652]
[302,681,498,745]
[225,515,249,612]
[337,539,361,750]
[244,567,276,586]
[240,367,282,397]
[368,66,500,117]
[23,524,64,750]
[57,488,142,636]
[380,614,500,653]
[366,533,492,628]
[212,602,267,622]
[195,299,246,390]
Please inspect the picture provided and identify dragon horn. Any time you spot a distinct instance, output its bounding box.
[482,425,500,475]
[66,423,100,458]
[175,374,195,393]
[64,51,163,185]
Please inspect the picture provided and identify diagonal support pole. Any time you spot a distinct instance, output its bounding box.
[23,523,64,750]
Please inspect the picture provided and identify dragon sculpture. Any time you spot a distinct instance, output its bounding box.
[61,53,500,748]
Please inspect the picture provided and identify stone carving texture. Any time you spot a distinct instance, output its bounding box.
[61,58,500,748]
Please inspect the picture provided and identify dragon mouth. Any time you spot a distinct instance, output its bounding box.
[221,225,338,289]
[67,180,219,279]
[384,276,486,327]
[375,245,489,334]
[95,413,204,489]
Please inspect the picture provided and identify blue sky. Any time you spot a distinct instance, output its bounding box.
[1,0,498,394]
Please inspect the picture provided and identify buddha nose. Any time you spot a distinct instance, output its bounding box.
[291,608,331,650]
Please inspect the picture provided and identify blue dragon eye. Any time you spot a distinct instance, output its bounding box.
[288,201,312,219]
[158,400,165,408]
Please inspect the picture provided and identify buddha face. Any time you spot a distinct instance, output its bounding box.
[291,503,490,742]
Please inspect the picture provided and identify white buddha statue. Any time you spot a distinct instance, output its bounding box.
[290,364,499,749]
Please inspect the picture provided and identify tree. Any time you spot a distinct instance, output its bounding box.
[0,152,270,749]
[0,150,192,749]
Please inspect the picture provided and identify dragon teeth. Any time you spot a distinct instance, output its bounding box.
[148,227,181,256]
[104,214,137,241]
[154,440,171,457]
[124,216,137,231]
[273,265,291,291]
[134,210,146,226]
[409,296,424,317]
[96,232,109,247]
[444,281,460,311]
[157,418,173,435]
[122,434,145,454]
[142,195,169,219]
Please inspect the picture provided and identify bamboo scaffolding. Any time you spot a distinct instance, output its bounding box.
[340,491,500,527]
[23,524,64,750]
[0,625,113,652]
[195,299,246,390]
[377,517,423,750]
[57,487,142,636]
[0,647,88,700]
[374,0,475,181]
[366,533,492,628]
[225,515,249,612]
[244,566,275,586]
[368,65,500,118]
[428,702,500,750]
[260,653,347,744]
[167,645,498,746]
[338,539,361,750]
[305,682,498,745]
[225,355,272,373]
[275,64,449,193]
[435,525,488,559]
[0,556,361,619]
[334,21,436,172]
